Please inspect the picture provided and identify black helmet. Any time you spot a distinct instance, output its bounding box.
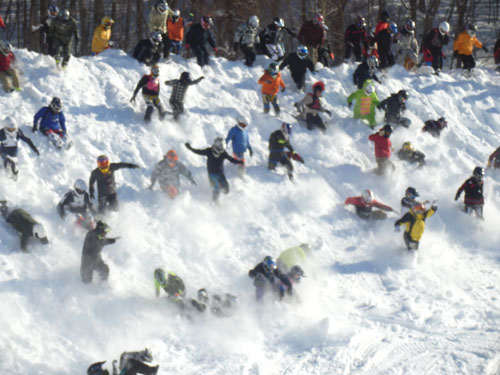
[60,9,70,20]
[95,220,110,234]
[398,90,408,101]
[50,97,62,112]
[381,11,390,22]
[180,71,190,82]
[382,124,393,134]
[354,15,366,28]
[473,166,484,179]
[405,187,419,199]
[468,24,478,34]
[87,361,108,375]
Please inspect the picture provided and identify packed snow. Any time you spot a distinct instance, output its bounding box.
[1,48,500,375]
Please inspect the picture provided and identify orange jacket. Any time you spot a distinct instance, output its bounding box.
[91,24,111,54]
[167,17,184,42]
[258,71,285,96]
[453,31,482,56]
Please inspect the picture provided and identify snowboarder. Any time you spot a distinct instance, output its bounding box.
[132,32,163,66]
[57,179,95,230]
[31,4,59,56]
[248,256,293,301]
[149,149,196,198]
[91,16,114,55]
[277,243,311,272]
[421,22,450,75]
[166,9,184,55]
[225,116,253,177]
[154,268,186,310]
[164,71,204,120]
[256,18,296,61]
[453,24,487,75]
[80,220,118,284]
[268,122,304,181]
[279,45,315,91]
[397,141,426,167]
[353,55,381,89]
[298,13,327,64]
[148,0,170,59]
[184,15,218,67]
[369,124,394,175]
[117,348,159,375]
[0,40,21,92]
[189,288,238,317]
[294,81,332,132]
[487,146,500,170]
[258,62,286,115]
[233,15,260,67]
[49,9,79,68]
[88,155,140,213]
[395,201,437,250]
[347,79,380,128]
[422,117,447,138]
[130,64,166,123]
[185,138,243,203]
[0,201,49,252]
[0,117,39,180]
[455,167,485,219]
[395,20,419,71]
[344,189,394,220]
[401,187,419,214]
[379,89,410,128]
[32,97,71,149]
[344,15,368,62]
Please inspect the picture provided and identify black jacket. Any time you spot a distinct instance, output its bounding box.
[375,28,393,52]
[422,120,446,137]
[353,61,380,89]
[0,128,38,155]
[133,39,163,65]
[132,74,160,98]
[185,23,216,48]
[5,208,38,251]
[57,190,93,218]
[89,162,138,198]
[187,146,241,174]
[423,28,449,51]
[279,53,314,77]
[379,94,405,119]
[344,24,368,47]
[456,177,484,205]
[268,130,293,161]
[248,262,292,293]
[81,229,116,263]
[397,149,426,166]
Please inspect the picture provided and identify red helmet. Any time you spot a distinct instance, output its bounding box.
[412,202,425,214]
[312,81,325,92]
[165,149,178,166]
[313,13,324,24]
[97,155,110,170]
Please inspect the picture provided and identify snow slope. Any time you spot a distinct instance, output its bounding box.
[1,49,500,375]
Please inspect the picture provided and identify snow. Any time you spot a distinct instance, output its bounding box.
[1,48,500,374]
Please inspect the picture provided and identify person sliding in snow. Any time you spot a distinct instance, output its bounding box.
[89,155,140,213]
[397,141,426,167]
[294,81,331,132]
[347,79,380,128]
[130,64,166,123]
[400,187,419,214]
[57,179,95,230]
[378,89,410,128]
[277,243,311,272]
[233,15,260,67]
[0,117,39,180]
[154,268,186,310]
[185,137,243,203]
[422,117,447,138]
[455,166,484,219]
[225,116,253,177]
[164,71,204,120]
[395,201,437,250]
[353,55,381,89]
[149,149,196,198]
[33,97,70,149]
[184,15,218,67]
[48,9,80,68]
[279,265,305,301]
[487,146,500,170]
[248,256,293,301]
[453,24,487,76]
[117,348,159,375]
[133,31,163,66]
[344,189,394,220]
[258,62,285,115]
[279,45,315,91]
[268,122,304,181]
[369,124,394,175]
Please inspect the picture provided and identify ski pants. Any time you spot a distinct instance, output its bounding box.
[306,113,326,132]
[122,359,158,375]
[459,54,475,72]
[143,94,164,122]
[192,44,209,67]
[208,172,229,202]
[0,68,20,92]
[1,147,18,176]
[169,98,184,120]
[81,255,110,284]
[241,44,256,66]
[404,232,419,251]
[386,114,411,128]
[169,39,182,55]
[345,42,363,62]
[464,204,483,219]
[375,157,395,175]
[429,46,444,72]
[378,48,395,69]
[262,94,280,114]
[268,153,293,179]
[98,193,119,213]
[161,33,170,59]
[53,39,72,66]
[291,71,306,91]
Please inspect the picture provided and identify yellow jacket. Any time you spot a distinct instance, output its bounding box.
[453,31,482,56]
[277,245,308,270]
[91,25,111,54]
[395,206,436,242]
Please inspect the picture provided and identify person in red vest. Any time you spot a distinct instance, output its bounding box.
[0,40,21,92]
[368,124,394,175]
[345,189,394,220]
[294,81,331,132]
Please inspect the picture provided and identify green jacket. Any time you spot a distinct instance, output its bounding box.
[277,245,308,271]
[155,272,186,300]
[347,79,379,127]
[49,17,79,45]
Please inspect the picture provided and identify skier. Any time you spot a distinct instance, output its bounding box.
[487,146,500,170]
[268,122,304,181]
[166,9,184,55]
[132,32,163,66]
[164,71,204,120]
[91,16,114,55]
[368,124,394,175]
[258,62,286,115]
[455,167,485,219]
[294,81,332,132]
[88,155,140,213]
[344,15,368,62]
[0,201,49,252]
[279,45,315,91]
[395,201,437,250]
[225,116,253,177]
[154,268,186,309]
[397,141,426,167]
[401,187,419,214]
[185,138,243,203]
[256,18,296,61]
[189,288,238,317]
[494,36,500,72]
[344,189,394,220]
[57,179,95,230]
[347,79,380,128]
[298,13,327,64]
[0,40,21,92]
[184,15,218,67]
[395,19,419,71]
[421,22,450,75]
[0,117,39,180]
[80,220,118,284]
[130,64,166,123]
[248,256,293,301]
[117,349,159,375]
[379,90,410,128]
[149,149,196,198]
[32,97,71,149]
[422,117,447,138]
[49,9,80,68]
[31,4,59,56]
[148,0,170,59]
[453,24,487,76]
[353,55,381,89]
[277,243,311,272]
[233,15,260,67]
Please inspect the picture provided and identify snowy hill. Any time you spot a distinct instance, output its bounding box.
[1,48,500,375]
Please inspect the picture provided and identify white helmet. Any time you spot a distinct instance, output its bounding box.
[438,21,450,35]
[33,223,47,240]
[361,189,374,204]
[74,179,87,194]
[364,83,375,95]
[4,117,17,133]
[248,15,259,29]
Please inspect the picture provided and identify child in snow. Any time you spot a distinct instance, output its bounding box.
[31,4,59,57]
[294,81,332,132]
[225,116,253,177]
[233,15,260,67]
[268,122,304,181]
[395,201,437,250]
[154,268,186,310]
[130,64,165,123]
[347,79,380,128]
[401,187,419,214]
[395,20,419,70]
[185,137,243,203]
[49,9,80,68]
[149,149,196,198]
[57,179,95,230]
[164,72,204,120]
[248,256,293,301]
[279,265,305,301]
[344,189,394,220]
[368,124,394,175]
[455,167,484,219]
[379,90,410,128]
[184,15,218,67]
[279,45,315,91]
[453,24,487,75]
[166,9,184,55]
[0,39,21,92]
[353,56,381,89]
[117,349,158,375]
[397,141,426,167]
[133,31,163,66]
[422,117,447,138]
[258,62,286,115]
[487,146,500,170]
[91,16,114,55]
[33,97,71,149]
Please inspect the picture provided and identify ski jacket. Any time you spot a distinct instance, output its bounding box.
[298,20,325,48]
[369,132,392,158]
[258,71,285,96]
[57,189,93,218]
[259,24,287,45]
[81,229,115,263]
[89,162,138,198]
[167,17,184,42]
[185,23,216,48]
[268,130,293,160]
[33,107,66,134]
[49,16,79,45]
[279,52,314,76]
[0,52,15,71]
[91,24,111,54]
[423,28,449,51]
[225,125,252,154]
[455,177,484,205]
[187,147,241,174]
[453,30,483,56]
[397,149,426,166]
[296,93,326,118]
[396,29,419,59]
[248,262,292,291]
[379,94,405,119]
[150,159,194,189]
[148,5,170,33]
[488,147,500,169]
[345,24,368,48]
[133,39,163,66]
[133,74,160,98]
[277,245,308,271]
[119,351,154,374]
[375,28,393,52]
[422,119,446,137]
[353,61,380,89]
[400,197,417,214]
[345,196,393,219]
[5,208,38,251]
[347,80,380,126]
[374,21,389,36]
[154,272,185,298]
[0,128,38,156]
[164,76,203,104]
[395,206,436,242]
[234,22,259,47]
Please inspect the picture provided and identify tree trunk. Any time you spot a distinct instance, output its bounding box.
[421,0,441,38]
[136,0,144,39]
[78,0,89,56]
[124,0,132,52]
[329,0,348,66]
[29,0,39,51]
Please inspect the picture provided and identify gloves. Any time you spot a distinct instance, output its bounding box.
[281,87,285,92]
[131,164,140,169]
[394,226,401,232]
[233,42,239,52]
[482,46,488,53]
[130,96,136,103]
[249,148,253,157]
[34,147,40,156]
[454,194,459,201]
[185,142,192,150]
[348,101,353,109]
[329,52,335,60]
[32,126,37,133]
[325,109,332,116]
[184,43,190,50]
[453,50,459,58]
[213,47,219,55]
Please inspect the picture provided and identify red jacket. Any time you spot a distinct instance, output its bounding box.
[0,52,15,72]
[345,196,393,211]
[0,15,5,29]
[298,20,325,49]
[369,133,392,158]
[374,21,388,36]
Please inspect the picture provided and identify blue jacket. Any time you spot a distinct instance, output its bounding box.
[225,126,252,154]
[33,107,66,134]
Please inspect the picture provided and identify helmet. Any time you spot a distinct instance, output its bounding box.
[438,117,447,128]
[156,2,168,13]
[47,4,59,19]
[165,149,178,165]
[381,11,390,22]
[468,24,477,36]
[296,45,308,59]
[4,117,17,133]
[87,361,107,375]
[0,40,12,56]
[201,15,213,29]
[237,116,249,129]
[33,223,47,240]
[151,31,163,44]
[405,19,416,32]
[267,62,279,76]
[364,83,374,95]
[95,220,110,234]
[281,122,292,140]
[289,265,305,280]
[154,268,166,285]
[473,166,485,179]
[212,137,225,157]
[151,64,160,77]
[405,187,419,199]
[60,9,70,21]
[382,124,393,135]
[180,71,190,82]
[313,13,324,25]
[50,97,62,113]
[361,189,374,204]
[97,155,110,170]
[273,18,285,28]
[439,21,450,35]
[101,16,114,28]
[402,141,414,152]
[172,9,181,19]
[312,81,325,93]
[412,202,426,215]
[398,89,408,102]
[263,256,277,271]
[367,55,379,69]
[140,348,153,362]
[197,288,209,303]
[389,22,398,34]
[354,15,366,28]
[248,15,259,29]
[74,179,87,194]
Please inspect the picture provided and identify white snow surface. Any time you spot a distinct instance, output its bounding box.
[1,49,500,375]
